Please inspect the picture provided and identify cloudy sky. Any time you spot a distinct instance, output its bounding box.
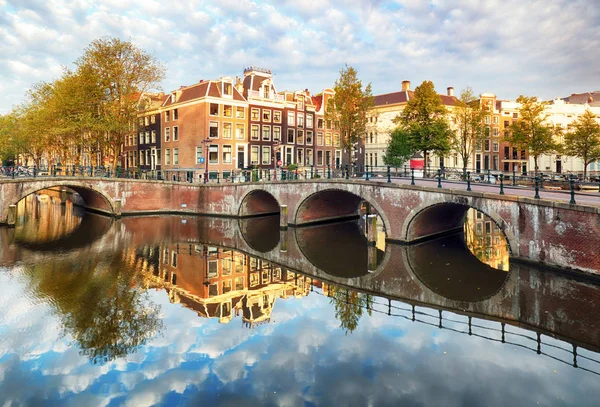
[0,0,599,114]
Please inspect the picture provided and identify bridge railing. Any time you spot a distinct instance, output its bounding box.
[2,164,599,205]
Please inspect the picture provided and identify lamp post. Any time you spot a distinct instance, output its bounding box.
[202,138,213,183]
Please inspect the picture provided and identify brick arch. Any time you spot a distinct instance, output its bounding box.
[5,181,116,220]
[293,186,392,233]
[238,188,281,217]
[401,198,518,257]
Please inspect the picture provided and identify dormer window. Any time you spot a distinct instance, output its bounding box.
[170,93,175,103]
[223,82,232,97]
[263,85,270,99]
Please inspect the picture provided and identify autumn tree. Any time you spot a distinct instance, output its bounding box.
[0,113,20,164]
[504,96,557,176]
[396,80,453,172]
[74,37,165,170]
[562,109,600,180]
[383,128,415,167]
[328,285,372,335]
[326,64,373,149]
[451,87,486,178]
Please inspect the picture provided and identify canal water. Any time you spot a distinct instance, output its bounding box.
[0,192,599,406]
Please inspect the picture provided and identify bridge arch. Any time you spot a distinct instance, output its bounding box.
[293,187,392,233]
[6,181,116,220]
[238,188,281,218]
[401,199,518,256]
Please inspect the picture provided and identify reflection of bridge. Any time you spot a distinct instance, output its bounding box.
[1,178,599,272]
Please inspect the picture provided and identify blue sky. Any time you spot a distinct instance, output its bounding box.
[0,0,599,114]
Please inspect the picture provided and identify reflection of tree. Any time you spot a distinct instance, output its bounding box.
[328,285,373,335]
[21,251,162,365]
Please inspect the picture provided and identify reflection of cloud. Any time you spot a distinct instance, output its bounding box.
[2,269,600,406]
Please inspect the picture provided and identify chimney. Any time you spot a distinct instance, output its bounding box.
[401,80,410,91]
[447,86,454,97]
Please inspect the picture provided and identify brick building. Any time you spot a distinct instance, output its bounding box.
[126,93,166,174]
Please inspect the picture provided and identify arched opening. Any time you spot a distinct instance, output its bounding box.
[295,220,386,278]
[406,207,511,302]
[238,190,280,218]
[406,202,469,243]
[239,216,280,253]
[295,189,363,226]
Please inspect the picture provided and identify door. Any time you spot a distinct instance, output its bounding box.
[150,148,157,170]
[237,145,245,169]
[335,150,342,168]
[556,159,562,173]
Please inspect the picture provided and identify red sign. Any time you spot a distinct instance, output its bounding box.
[410,158,424,170]
[277,160,283,166]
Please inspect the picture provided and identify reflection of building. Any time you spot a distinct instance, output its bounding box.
[137,244,312,326]
[464,209,509,271]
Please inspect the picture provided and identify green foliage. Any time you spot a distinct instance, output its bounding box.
[504,95,557,174]
[326,65,373,148]
[396,80,453,167]
[562,109,600,180]
[384,127,415,167]
[451,87,486,172]
[328,285,373,335]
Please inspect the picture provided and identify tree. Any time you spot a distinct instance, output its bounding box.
[74,37,165,170]
[0,113,20,164]
[504,96,557,176]
[451,87,486,178]
[326,64,373,149]
[384,127,415,167]
[562,109,600,180]
[328,285,372,335]
[396,80,453,172]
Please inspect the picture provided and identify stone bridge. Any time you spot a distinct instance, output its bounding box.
[0,177,599,274]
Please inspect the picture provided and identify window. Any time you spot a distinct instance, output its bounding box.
[223,82,232,96]
[236,124,245,140]
[223,105,233,118]
[139,117,143,126]
[513,113,518,119]
[306,130,313,145]
[236,107,244,119]
[306,114,313,128]
[262,146,271,165]
[173,148,179,165]
[485,127,490,137]
[210,104,219,116]
[493,116,499,124]
[144,116,149,126]
[273,110,282,123]
[251,108,260,121]
[297,96,304,110]
[317,150,323,166]
[306,149,314,165]
[484,140,490,152]
[223,123,232,139]
[287,128,295,143]
[297,148,304,166]
[492,141,499,152]
[173,109,178,120]
[504,146,510,159]
[334,133,340,147]
[165,111,171,122]
[297,114,304,128]
[209,145,218,164]
[485,116,491,124]
[251,124,260,141]
[138,132,143,145]
[325,133,332,146]
[297,130,304,145]
[262,109,271,122]
[273,126,281,141]
[317,132,323,146]
[223,145,232,164]
[209,121,219,138]
[173,126,179,141]
[317,118,324,129]
[145,131,150,144]
[251,146,259,165]
[151,130,156,143]
[262,125,271,141]
[326,120,332,130]
[151,114,156,124]
[493,127,500,137]
[139,150,144,165]
[504,120,510,127]
[520,150,526,159]
[287,111,295,126]
[165,149,171,165]
[196,146,203,163]
[165,127,171,142]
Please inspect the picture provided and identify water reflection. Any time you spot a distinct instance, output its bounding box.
[464,208,510,271]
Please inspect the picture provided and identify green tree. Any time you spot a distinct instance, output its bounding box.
[74,37,165,170]
[562,109,600,180]
[384,127,415,167]
[504,96,557,176]
[326,64,373,149]
[328,285,373,335]
[0,113,20,164]
[451,87,486,178]
[396,80,453,172]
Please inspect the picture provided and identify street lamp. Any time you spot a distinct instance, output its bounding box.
[202,138,213,183]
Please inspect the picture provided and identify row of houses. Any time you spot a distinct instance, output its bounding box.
[125,68,600,180]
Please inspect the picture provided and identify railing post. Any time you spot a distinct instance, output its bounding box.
[411,168,415,185]
[437,169,442,188]
[327,163,331,179]
[499,174,504,195]
[33,166,37,178]
[486,169,491,184]
[467,171,472,192]
[404,165,407,177]
[570,178,576,205]
[217,172,220,184]
[310,165,314,179]
[366,164,370,181]
[512,169,516,186]
[345,164,349,180]
[387,166,391,183]
[534,177,540,199]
